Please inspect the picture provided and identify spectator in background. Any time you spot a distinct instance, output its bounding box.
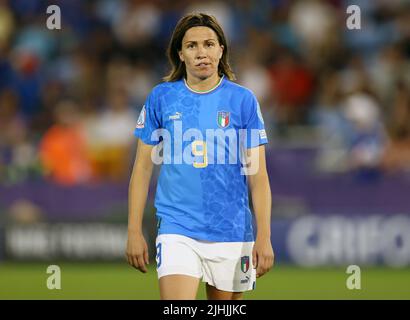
[369,44,410,116]
[8,49,42,117]
[127,61,156,108]
[184,0,235,43]
[269,49,314,129]
[343,91,387,180]
[0,0,14,51]
[84,87,136,182]
[289,0,340,68]
[314,70,349,172]
[315,69,387,179]
[381,82,410,174]
[238,52,272,107]
[111,0,162,59]
[39,99,93,186]
[237,52,276,137]
[338,55,388,179]
[0,88,39,184]
[0,89,26,160]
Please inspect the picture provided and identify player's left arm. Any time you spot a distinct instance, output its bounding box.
[247,145,274,278]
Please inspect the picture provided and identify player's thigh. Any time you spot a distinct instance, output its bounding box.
[160,274,201,300]
[201,241,255,294]
[155,234,203,278]
[206,283,243,300]
[156,234,203,300]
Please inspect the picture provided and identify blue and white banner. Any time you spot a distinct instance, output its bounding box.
[270,214,410,267]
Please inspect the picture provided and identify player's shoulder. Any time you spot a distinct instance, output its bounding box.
[223,78,257,100]
[150,80,181,97]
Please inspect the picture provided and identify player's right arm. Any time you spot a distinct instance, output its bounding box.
[126,139,155,273]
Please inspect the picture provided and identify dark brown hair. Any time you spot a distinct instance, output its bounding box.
[163,13,236,82]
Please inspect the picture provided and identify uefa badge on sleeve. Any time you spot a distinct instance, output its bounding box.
[241,256,250,273]
[136,105,146,129]
[217,111,230,128]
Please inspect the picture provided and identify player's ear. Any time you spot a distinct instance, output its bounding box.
[178,50,184,62]
[219,45,224,59]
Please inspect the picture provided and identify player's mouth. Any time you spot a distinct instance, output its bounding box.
[196,62,210,68]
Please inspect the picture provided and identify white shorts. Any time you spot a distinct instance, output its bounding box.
[155,234,256,292]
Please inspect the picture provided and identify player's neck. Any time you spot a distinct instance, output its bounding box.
[185,73,221,93]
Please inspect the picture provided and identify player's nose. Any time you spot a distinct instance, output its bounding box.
[196,44,207,58]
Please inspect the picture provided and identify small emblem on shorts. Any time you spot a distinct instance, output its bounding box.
[241,255,250,273]
[217,111,230,128]
[156,243,162,268]
[241,276,250,284]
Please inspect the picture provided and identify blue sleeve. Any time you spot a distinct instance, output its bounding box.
[134,89,162,145]
[244,91,268,149]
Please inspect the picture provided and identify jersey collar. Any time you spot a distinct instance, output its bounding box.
[183,75,225,94]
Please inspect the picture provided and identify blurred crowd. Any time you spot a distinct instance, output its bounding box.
[0,0,409,186]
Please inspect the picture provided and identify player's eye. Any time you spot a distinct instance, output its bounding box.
[206,42,215,47]
[187,43,195,49]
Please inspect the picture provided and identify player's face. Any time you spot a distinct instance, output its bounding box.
[179,26,224,81]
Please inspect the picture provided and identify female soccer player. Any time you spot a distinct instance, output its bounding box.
[126,13,274,300]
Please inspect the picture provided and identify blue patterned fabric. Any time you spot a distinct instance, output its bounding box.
[134,76,268,241]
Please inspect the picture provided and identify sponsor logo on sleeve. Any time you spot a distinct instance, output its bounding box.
[259,129,267,139]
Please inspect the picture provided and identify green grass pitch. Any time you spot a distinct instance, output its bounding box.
[1,262,409,300]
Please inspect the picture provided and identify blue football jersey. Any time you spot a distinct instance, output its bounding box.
[134,75,268,242]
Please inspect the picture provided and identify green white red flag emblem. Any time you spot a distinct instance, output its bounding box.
[217,111,230,128]
[241,255,250,273]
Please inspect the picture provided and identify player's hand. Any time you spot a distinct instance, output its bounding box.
[126,231,149,273]
[252,236,274,278]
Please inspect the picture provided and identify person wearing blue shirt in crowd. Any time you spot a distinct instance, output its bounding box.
[126,13,274,300]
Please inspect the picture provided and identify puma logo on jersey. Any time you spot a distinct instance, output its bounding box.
[169,112,182,120]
